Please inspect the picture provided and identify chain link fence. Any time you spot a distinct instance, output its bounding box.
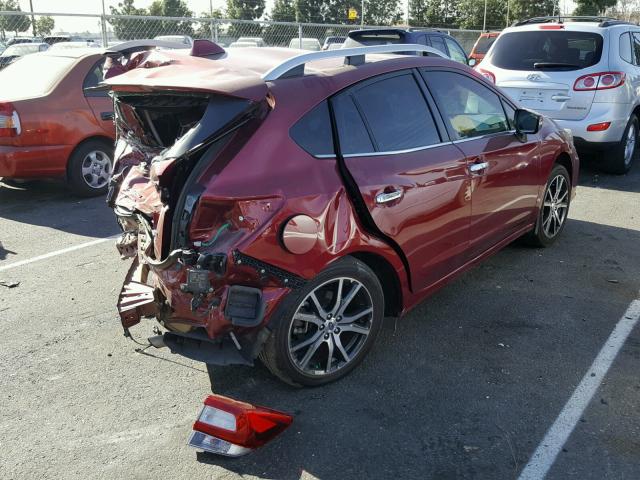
[0,11,483,54]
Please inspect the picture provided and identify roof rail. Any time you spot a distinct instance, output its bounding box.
[599,19,638,27]
[513,16,617,27]
[262,44,446,81]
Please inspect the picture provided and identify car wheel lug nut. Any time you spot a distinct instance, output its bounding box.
[324,333,329,340]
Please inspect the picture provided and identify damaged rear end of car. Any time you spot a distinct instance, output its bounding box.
[107,57,297,367]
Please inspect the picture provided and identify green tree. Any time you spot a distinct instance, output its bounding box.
[109,0,148,40]
[457,0,506,29]
[148,0,195,36]
[295,0,326,23]
[410,0,459,27]
[510,0,559,22]
[0,0,31,39]
[264,0,297,46]
[35,16,55,36]
[573,0,616,15]
[226,0,266,38]
[195,9,223,40]
[362,0,403,25]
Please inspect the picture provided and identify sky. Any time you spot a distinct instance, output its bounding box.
[14,0,576,34]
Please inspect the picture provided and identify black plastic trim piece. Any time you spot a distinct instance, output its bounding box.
[232,250,306,289]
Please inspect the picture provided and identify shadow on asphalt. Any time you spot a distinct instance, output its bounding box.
[194,217,640,480]
[577,152,640,194]
[0,179,117,238]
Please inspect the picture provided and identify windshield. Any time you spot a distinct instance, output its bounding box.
[490,31,603,71]
[0,55,74,98]
[1,44,40,57]
[475,36,496,54]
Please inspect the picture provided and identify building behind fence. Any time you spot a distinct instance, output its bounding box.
[0,11,483,54]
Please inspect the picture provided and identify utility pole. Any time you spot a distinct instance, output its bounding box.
[29,0,36,37]
[361,0,365,27]
[482,0,487,31]
[506,0,510,27]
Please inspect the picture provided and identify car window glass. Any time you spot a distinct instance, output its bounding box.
[290,101,334,157]
[444,37,467,63]
[429,36,447,55]
[417,34,427,45]
[332,94,375,155]
[353,74,440,151]
[83,59,107,97]
[632,33,640,65]
[501,100,516,129]
[619,32,632,64]
[424,70,509,139]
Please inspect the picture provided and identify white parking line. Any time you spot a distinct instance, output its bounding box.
[518,299,640,480]
[0,235,119,273]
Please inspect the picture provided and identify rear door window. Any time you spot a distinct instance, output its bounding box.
[490,31,603,70]
[83,59,108,97]
[332,95,375,155]
[633,33,640,65]
[429,36,448,56]
[351,73,441,152]
[290,101,334,157]
[620,32,632,64]
[444,37,467,63]
[424,70,509,140]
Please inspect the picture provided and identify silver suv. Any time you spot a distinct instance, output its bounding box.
[478,16,640,173]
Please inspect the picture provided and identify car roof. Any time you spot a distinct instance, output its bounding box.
[105,46,461,102]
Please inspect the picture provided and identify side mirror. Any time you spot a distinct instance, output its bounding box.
[468,58,477,67]
[514,108,541,134]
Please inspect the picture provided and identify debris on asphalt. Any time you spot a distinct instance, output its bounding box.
[606,279,619,284]
[0,280,20,288]
[464,445,480,453]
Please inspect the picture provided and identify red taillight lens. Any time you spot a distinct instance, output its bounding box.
[189,394,293,456]
[477,68,495,83]
[0,102,21,137]
[574,72,625,91]
[586,122,611,132]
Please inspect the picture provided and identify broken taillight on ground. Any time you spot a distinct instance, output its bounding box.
[188,394,293,457]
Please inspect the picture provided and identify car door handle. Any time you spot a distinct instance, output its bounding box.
[551,94,571,102]
[469,162,489,174]
[101,112,115,121]
[375,189,403,204]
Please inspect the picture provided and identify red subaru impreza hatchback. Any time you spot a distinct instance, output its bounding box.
[108,42,579,387]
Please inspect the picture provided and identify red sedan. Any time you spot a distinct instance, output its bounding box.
[108,43,579,387]
[0,48,115,195]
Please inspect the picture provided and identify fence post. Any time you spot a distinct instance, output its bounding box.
[214,21,219,43]
[100,15,108,47]
[298,23,302,49]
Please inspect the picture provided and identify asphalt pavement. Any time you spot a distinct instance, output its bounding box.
[0,158,639,480]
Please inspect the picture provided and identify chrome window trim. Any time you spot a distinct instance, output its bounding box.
[313,141,452,159]
[452,129,516,144]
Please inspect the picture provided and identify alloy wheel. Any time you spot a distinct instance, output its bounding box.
[287,277,374,377]
[81,150,112,189]
[624,122,636,167]
[542,174,569,238]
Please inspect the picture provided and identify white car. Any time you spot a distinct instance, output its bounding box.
[288,37,321,51]
[236,37,265,47]
[478,16,640,173]
[153,35,194,48]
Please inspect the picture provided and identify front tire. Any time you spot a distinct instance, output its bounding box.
[67,139,114,197]
[603,115,638,174]
[524,164,571,248]
[260,257,384,387]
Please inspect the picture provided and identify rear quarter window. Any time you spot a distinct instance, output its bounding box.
[620,32,632,64]
[490,31,603,71]
[290,101,334,157]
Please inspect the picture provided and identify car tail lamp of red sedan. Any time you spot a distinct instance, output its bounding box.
[188,394,293,457]
[574,72,625,91]
[0,102,21,137]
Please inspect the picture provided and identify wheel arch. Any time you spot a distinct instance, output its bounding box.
[554,151,573,181]
[348,251,403,317]
[65,135,115,178]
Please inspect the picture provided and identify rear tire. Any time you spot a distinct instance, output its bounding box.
[602,115,638,175]
[260,257,384,387]
[523,164,571,248]
[67,139,114,197]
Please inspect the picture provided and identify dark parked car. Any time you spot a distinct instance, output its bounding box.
[344,28,469,64]
[107,42,578,389]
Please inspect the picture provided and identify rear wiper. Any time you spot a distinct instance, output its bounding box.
[533,62,580,70]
